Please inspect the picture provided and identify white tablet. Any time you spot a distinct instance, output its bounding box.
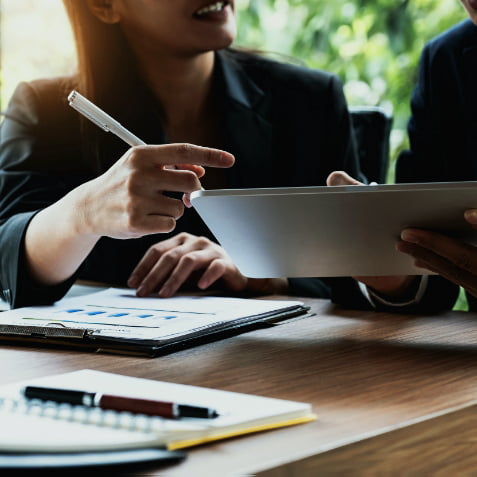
[190,181,477,277]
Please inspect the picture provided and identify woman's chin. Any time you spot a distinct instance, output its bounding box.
[198,34,236,52]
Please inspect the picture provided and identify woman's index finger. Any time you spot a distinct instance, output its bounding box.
[138,143,235,168]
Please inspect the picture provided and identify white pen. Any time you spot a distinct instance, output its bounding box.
[68,90,146,147]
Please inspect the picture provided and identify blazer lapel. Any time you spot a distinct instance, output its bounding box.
[216,51,273,188]
[95,51,274,186]
[462,43,477,178]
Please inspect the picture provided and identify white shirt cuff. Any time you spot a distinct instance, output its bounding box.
[358,275,429,308]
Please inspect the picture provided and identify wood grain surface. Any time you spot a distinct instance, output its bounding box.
[1,295,477,475]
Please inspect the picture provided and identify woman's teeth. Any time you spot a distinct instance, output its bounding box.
[195,2,226,16]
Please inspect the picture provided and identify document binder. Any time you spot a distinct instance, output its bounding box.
[0,288,308,357]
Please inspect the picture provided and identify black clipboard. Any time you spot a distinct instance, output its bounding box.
[0,290,309,357]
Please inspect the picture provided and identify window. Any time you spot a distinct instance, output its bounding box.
[0,0,75,109]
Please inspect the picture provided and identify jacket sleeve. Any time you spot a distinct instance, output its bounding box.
[0,81,80,308]
[394,34,464,312]
[396,41,465,183]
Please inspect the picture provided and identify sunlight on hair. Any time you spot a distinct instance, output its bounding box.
[1,0,76,108]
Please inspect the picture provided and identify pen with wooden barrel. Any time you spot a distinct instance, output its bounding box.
[23,386,219,419]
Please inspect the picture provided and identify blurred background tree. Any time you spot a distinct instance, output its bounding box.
[235,0,466,180]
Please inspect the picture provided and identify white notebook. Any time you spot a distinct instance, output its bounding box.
[0,369,315,452]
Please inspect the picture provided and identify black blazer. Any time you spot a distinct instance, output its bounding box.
[0,50,362,308]
[396,20,477,311]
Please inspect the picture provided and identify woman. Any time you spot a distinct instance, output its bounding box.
[328,0,477,312]
[0,0,360,308]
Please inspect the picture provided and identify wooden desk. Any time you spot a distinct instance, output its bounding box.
[2,297,477,475]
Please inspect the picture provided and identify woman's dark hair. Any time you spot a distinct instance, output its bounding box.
[62,0,137,170]
[62,0,134,105]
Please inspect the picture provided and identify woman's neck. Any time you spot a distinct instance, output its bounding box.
[130,49,226,188]
[133,51,217,143]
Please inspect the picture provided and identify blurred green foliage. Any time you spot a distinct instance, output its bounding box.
[235,0,466,181]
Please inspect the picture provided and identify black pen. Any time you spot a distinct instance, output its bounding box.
[23,386,219,419]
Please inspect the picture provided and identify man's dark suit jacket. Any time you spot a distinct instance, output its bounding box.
[0,49,362,308]
[397,19,477,311]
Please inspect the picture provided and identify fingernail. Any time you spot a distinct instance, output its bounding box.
[218,151,235,165]
[159,286,170,297]
[136,285,147,297]
[395,241,405,252]
[183,193,192,208]
[414,260,428,270]
[128,275,138,287]
[465,209,477,224]
[396,241,414,256]
[401,230,419,244]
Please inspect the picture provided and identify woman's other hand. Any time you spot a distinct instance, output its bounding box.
[398,209,477,298]
[326,170,363,186]
[326,171,417,298]
[128,232,288,297]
